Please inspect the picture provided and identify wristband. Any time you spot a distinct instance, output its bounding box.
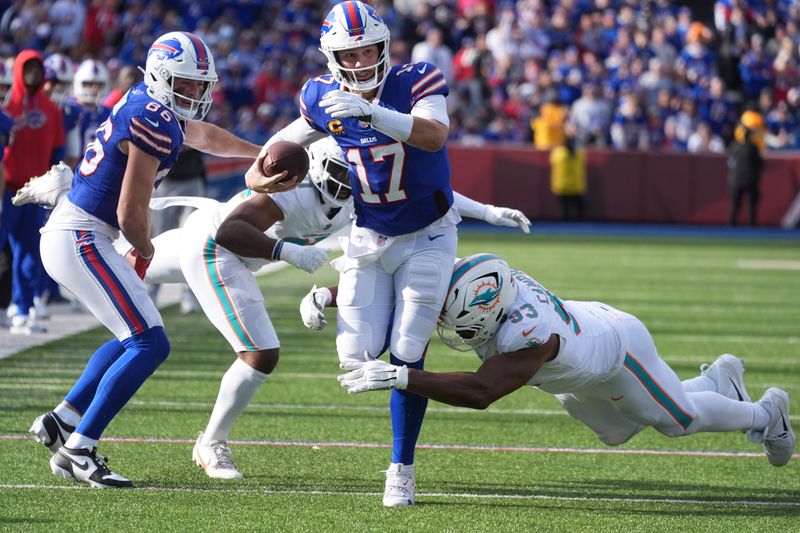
[370,105,414,142]
[271,239,285,261]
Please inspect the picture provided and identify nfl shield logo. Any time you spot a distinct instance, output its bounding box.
[377,235,387,247]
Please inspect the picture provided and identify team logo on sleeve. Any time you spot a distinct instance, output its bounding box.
[469,275,504,312]
[327,119,345,135]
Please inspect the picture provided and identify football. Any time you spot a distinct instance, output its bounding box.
[262,141,310,181]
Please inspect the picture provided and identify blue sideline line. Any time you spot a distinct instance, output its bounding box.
[458,220,800,240]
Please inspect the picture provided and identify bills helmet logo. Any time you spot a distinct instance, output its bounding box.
[149,38,184,61]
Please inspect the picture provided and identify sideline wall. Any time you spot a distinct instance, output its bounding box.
[449,144,800,226]
[205,145,800,227]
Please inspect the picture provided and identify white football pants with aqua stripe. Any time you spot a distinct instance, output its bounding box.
[179,230,279,353]
[554,316,761,445]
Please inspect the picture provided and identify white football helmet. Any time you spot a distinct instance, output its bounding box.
[319,0,391,92]
[73,59,109,106]
[144,31,217,121]
[307,137,352,208]
[0,58,12,106]
[437,254,517,351]
[44,54,74,104]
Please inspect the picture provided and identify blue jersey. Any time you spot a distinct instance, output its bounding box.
[78,103,112,153]
[300,62,452,236]
[61,99,83,132]
[68,83,183,228]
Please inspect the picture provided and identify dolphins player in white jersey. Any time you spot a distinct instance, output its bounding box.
[21,32,297,489]
[17,136,530,480]
[336,253,796,491]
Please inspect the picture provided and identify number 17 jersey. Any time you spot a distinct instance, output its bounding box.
[299,62,453,236]
[68,82,184,229]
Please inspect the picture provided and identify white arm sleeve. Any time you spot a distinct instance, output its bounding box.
[452,192,488,220]
[411,94,449,128]
[258,117,327,159]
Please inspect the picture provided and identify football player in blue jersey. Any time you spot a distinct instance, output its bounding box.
[247,0,475,506]
[26,31,299,489]
[72,60,112,164]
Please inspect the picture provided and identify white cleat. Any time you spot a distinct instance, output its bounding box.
[700,354,751,402]
[12,161,73,207]
[192,432,243,479]
[9,313,47,335]
[383,463,415,507]
[747,388,796,467]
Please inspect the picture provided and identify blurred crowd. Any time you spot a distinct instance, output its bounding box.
[0,0,797,153]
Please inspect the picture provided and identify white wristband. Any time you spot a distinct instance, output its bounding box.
[370,105,414,142]
[395,365,409,390]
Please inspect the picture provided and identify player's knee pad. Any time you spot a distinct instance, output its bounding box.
[336,322,384,366]
[123,326,171,366]
[391,335,428,364]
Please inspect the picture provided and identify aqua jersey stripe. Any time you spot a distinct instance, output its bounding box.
[624,353,694,429]
[203,236,257,351]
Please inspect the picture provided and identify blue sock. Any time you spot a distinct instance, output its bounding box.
[390,353,428,465]
[77,327,170,440]
[64,338,126,414]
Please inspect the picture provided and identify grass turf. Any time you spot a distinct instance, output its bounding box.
[1,230,798,531]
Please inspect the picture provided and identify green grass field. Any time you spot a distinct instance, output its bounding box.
[2,230,799,531]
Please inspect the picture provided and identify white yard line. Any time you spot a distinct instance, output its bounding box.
[1,483,797,508]
[2,433,795,460]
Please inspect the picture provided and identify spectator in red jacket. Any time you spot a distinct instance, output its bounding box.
[0,50,64,334]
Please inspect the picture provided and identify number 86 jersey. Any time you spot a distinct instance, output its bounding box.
[67,82,184,229]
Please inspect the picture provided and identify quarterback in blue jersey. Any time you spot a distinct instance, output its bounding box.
[27,31,298,489]
[248,0,461,506]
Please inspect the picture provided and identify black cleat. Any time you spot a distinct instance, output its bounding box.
[50,446,133,488]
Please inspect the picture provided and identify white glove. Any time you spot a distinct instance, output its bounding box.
[484,205,531,234]
[319,90,374,121]
[299,284,331,331]
[277,241,328,273]
[337,359,409,394]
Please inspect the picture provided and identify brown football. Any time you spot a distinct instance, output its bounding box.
[262,141,310,181]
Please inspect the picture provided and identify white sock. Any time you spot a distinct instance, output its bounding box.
[54,403,81,427]
[681,374,716,394]
[64,432,98,450]
[686,392,769,433]
[202,357,268,444]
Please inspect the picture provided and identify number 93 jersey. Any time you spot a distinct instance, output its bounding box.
[68,82,184,229]
[300,62,453,236]
[476,269,629,394]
